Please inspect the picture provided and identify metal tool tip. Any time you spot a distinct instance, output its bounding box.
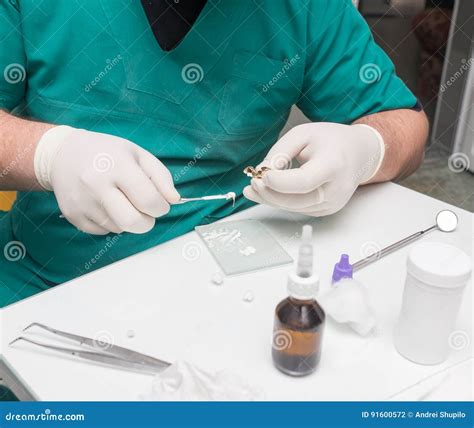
[9,337,22,346]
[22,322,38,332]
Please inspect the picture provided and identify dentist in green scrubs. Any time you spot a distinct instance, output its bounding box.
[0,0,428,307]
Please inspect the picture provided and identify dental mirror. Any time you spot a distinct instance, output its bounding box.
[436,209,458,233]
[352,210,459,271]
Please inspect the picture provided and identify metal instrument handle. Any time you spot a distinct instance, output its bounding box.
[23,323,170,369]
[10,337,167,374]
[352,225,438,272]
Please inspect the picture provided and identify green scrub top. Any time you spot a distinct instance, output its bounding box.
[0,0,417,299]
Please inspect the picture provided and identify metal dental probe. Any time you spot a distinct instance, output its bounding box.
[352,210,459,272]
[59,192,237,217]
[176,192,236,207]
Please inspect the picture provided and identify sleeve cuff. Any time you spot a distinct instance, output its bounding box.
[0,92,22,111]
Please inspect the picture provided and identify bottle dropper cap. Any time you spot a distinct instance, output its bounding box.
[296,225,313,277]
[332,254,353,284]
[288,225,319,300]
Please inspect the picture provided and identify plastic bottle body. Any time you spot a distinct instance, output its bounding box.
[272,297,325,376]
[394,242,471,365]
[394,273,467,365]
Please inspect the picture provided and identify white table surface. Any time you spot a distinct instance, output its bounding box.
[0,183,472,401]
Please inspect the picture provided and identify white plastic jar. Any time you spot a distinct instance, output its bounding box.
[394,242,471,365]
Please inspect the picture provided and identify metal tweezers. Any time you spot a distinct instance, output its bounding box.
[9,323,171,374]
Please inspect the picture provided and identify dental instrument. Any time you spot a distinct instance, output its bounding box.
[9,322,170,374]
[59,191,237,217]
[351,210,458,272]
[243,166,271,179]
[177,192,236,206]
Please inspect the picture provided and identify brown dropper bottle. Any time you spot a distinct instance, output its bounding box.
[272,225,325,377]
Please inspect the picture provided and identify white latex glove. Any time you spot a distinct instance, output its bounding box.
[244,123,385,217]
[34,126,180,235]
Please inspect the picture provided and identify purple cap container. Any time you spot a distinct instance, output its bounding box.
[332,254,353,284]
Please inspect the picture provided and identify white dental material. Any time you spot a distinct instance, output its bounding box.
[239,246,257,256]
[178,192,236,207]
[211,272,224,286]
[195,220,293,276]
[243,290,255,303]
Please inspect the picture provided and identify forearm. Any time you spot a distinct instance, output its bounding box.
[0,110,54,190]
[354,109,429,183]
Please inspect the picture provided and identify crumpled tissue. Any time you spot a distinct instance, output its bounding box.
[319,278,376,336]
[141,361,265,401]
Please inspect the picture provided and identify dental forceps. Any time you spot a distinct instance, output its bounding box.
[9,323,171,374]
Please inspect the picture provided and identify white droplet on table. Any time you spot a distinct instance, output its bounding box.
[211,272,224,286]
[126,329,135,338]
[243,290,254,303]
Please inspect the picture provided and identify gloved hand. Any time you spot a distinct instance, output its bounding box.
[243,123,385,217]
[34,126,180,234]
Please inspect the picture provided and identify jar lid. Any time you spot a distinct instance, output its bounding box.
[408,242,472,288]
